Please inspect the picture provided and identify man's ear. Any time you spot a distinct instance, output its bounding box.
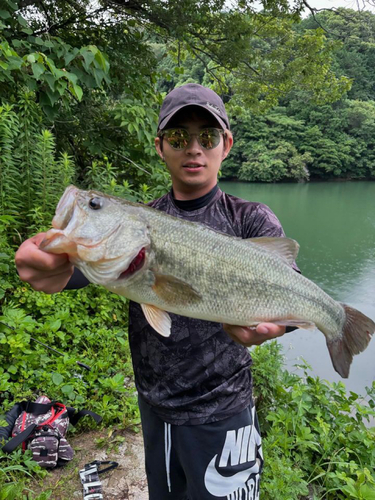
[155,137,164,161]
[222,132,233,160]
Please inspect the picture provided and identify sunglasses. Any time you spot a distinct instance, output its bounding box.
[159,127,225,150]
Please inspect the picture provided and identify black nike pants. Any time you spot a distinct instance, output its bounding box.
[138,396,263,500]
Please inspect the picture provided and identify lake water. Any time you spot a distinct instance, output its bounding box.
[220,180,375,395]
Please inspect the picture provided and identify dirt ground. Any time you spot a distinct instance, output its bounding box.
[31,428,148,500]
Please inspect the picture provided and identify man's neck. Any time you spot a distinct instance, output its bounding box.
[172,185,219,211]
[172,182,217,201]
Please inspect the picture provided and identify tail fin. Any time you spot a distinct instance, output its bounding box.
[327,304,375,378]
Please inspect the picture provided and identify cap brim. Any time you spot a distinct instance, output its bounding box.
[158,104,228,131]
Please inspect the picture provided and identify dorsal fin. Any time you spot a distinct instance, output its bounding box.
[247,237,299,265]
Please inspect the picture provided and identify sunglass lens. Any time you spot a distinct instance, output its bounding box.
[199,129,221,149]
[166,129,189,149]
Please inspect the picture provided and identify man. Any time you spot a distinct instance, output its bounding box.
[16,83,290,500]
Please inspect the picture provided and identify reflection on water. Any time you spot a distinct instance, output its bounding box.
[220,181,375,394]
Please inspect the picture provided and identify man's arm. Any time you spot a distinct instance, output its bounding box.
[223,323,286,346]
[64,267,90,290]
[15,233,75,293]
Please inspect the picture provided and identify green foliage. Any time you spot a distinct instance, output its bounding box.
[300,9,375,102]
[0,217,14,301]
[252,342,375,499]
[0,1,110,118]
[0,94,75,237]
[238,141,311,182]
[0,447,51,499]
[139,1,351,110]
[0,285,139,428]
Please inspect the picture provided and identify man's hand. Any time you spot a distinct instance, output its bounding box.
[15,233,74,294]
[223,323,286,347]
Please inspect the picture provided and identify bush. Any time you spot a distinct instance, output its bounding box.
[252,342,375,499]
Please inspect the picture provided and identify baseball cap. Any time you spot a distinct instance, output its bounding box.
[158,83,230,131]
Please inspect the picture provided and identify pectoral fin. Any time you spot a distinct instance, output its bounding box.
[247,237,299,265]
[141,304,171,337]
[152,273,202,306]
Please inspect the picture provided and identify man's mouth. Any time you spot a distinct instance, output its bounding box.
[183,163,204,170]
[118,247,146,279]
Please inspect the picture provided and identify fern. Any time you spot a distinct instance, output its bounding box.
[16,92,43,217]
[31,130,59,228]
[85,159,118,190]
[57,152,75,188]
[0,105,21,226]
[0,94,77,239]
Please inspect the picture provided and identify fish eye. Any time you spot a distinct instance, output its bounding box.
[89,197,102,210]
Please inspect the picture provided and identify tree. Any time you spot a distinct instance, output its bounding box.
[106,0,351,111]
[299,8,375,101]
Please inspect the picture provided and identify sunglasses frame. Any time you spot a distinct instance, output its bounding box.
[158,127,226,150]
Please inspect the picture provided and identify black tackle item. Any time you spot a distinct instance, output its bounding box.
[1,397,102,469]
[79,460,119,500]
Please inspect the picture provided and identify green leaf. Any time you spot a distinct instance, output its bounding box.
[44,72,56,92]
[26,54,36,64]
[7,365,17,374]
[80,48,95,70]
[7,1,18,10]
[0,10,11,19]
[42,104,58,120]
[72,83,83,101]
[94,51,109,72]
[52,373,64,385]
[34,37,45,47]
[64,48,79,66]
[56,79,67,95]
[61,384,74,394]
[7,56,22,70]
[32,62,45,79]
[49,319,62,332]
[17,15,28,27]
[359,485,375,499]
[93,68,105,87]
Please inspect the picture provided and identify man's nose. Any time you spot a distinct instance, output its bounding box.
[185,135,202,154]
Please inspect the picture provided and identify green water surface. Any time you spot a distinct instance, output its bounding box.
[220,180,375,393]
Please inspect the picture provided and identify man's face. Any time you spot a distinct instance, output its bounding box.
[155,107,232,198]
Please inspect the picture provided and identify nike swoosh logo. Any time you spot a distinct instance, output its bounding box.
[204,454,260,497]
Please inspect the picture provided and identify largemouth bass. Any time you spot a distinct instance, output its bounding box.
[40,186,375,378]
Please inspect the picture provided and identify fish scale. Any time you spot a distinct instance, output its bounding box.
[147,218,339,330]
[40,186,375,379]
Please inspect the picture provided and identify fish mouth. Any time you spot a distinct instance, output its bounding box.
[52,185,79,230]
[117,247,146,280]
